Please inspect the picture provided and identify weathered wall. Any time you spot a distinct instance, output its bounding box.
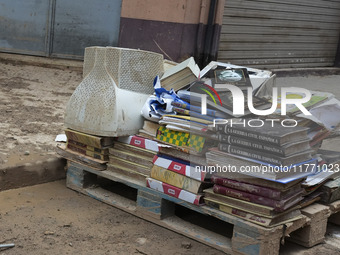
[119,0,224,66]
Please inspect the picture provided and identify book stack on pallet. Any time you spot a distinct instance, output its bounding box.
[212,120,316,180]
[57,128,114,170]
[107,135,159,182]
[203,120,321,227]
[204,175,304,227]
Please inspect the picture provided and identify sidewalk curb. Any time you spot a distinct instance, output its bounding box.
[0,156,67,191]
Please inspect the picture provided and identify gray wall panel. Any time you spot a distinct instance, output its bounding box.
[51,0,122,58]
[0,0,51,55]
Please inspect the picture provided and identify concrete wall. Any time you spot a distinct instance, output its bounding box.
[118,0,225,66]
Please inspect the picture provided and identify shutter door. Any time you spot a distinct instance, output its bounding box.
[217,0,340,68]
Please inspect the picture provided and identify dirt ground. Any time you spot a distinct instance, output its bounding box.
[1,56,340,254]
[0,59,82,168]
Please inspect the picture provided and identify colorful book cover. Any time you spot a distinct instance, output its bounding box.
[150,165,207,194]
[156,126,205,153]
[153,155,207,182]
[213,184,303,212]
[211,175,302,200]
[117,135,160,152]
[146,178,203,205]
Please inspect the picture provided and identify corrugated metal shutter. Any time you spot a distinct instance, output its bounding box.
[217,0,340,68]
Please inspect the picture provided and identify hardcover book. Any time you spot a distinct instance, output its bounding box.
[117,135,160,152]
[107,163,148,182]
[215,120,309,146]
[65,128,114,148]
[160,57,200,91]
[211,175,302,200]
[153,155,209,182]
[204,188,276,216]
[218,143,312,166]
[67,142,109,161]
[204,198,301,227]
[213,184,303,212]
[112,142,157,159]
[206,147,317,180]
[67,139,109,154]
[146,178,203,205]
[150,165,211,194]
[108,156,151,176]
[109,148,153,168]
[217,134,310,157]
[158,146,207,166]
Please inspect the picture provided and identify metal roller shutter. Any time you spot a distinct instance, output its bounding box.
[217,0,340,69]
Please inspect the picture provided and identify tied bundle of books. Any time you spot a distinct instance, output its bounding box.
[56,128,114,170]
[211,119,317,180]
[204,174,304,227]
[107,136,159,182]
[147,154,212,205]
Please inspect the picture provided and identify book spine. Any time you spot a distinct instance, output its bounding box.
[146,178,203,205]
[205,200,272,226]
[117,135,160,152]
[211,176,281,200]
[65,129,103,148]
[173,107,216,121]
[67,143,108,161]
[213,184,285,210]
[217,134,286,156]
[68,139,109,155]
[216,125,280,145]
[171,101,219,117]
[150,165,201,194]
[218,143,284,165]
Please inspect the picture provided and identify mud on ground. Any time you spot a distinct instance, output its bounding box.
[0,61,82,167]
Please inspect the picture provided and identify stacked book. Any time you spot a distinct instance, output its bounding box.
[203,120,321,226]
[213,119,316,180]
[204,174,303,227]
[147,154,211,205]
[56,128,114,170]
[107,135,159,182]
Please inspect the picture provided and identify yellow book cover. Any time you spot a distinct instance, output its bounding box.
[150,165,202,194]
[68,140,109,155]
[65,128,114,148]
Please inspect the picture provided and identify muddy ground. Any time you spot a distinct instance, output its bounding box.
[0,56,340,254]
[0,60,82,168]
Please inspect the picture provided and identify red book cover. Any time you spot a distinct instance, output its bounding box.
[213,184,303,212]
[211,176,301,200]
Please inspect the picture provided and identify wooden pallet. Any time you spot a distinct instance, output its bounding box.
[66,161,339,255]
